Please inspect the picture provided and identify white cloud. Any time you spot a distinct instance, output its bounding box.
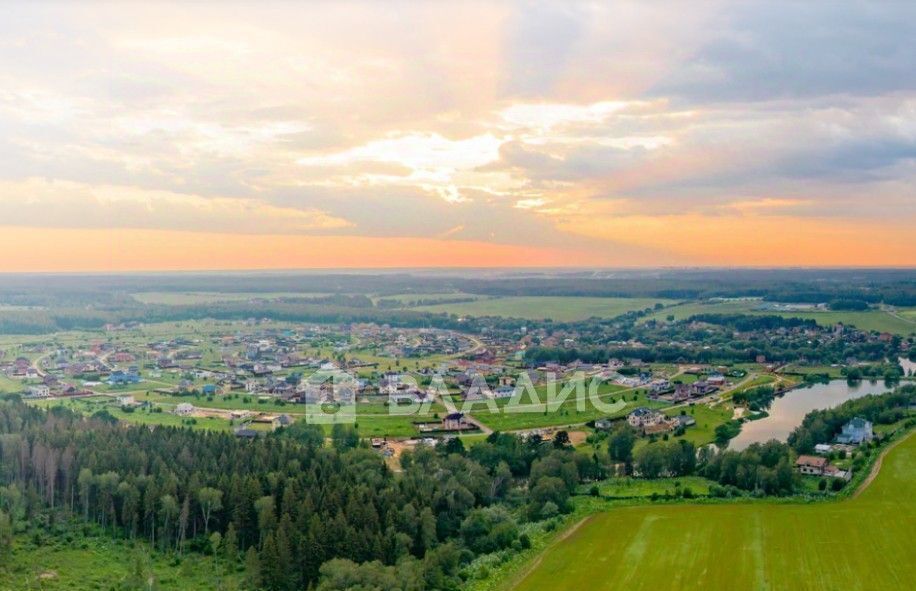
[499,101,633,131]
[514,198,548,209]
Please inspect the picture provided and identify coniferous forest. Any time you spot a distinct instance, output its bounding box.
[0,397,591,590]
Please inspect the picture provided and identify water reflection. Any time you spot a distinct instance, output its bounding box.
[728,380,891,451]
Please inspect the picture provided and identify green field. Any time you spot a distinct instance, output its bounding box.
[1,530,239,590]
[511,433,916,591]
[416,296,677,322]
[643,301,916,335]
[471,386,660,432]
[585,476,718,498]
[131,291,329,304]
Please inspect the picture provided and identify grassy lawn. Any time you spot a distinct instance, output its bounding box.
[27,397,235,431]
[509,432,916,591]
[0,374,23,394]
[416,296,678,322]
[472,388,665,432]
[583,476,718,498]
[663,403,735,447]
[783,364,846,379]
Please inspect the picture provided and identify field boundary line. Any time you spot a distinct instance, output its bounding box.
[506,516,591,591]
[852,429,913,499]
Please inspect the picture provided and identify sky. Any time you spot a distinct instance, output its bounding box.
[0,0,914,271]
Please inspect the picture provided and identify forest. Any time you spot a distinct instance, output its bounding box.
[0,398,589,590]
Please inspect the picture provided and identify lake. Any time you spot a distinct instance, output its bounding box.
[728,380,891,451]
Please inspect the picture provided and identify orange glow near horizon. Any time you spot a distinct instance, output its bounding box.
[0,224,912,273]
[0,228,604,272]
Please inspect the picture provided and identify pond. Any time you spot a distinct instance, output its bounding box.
[728,380,891,451]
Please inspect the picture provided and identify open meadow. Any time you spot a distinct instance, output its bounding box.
[416,296,678,322]
[510,433,916,591]
[642,301,916,336]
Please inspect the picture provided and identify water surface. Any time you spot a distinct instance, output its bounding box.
[728,380,890,451]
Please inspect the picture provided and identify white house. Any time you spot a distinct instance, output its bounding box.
[835,417,873,445]
[28,385,51,398]
[627,407,666,429]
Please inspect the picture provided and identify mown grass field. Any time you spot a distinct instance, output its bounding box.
[510,433,916,591]
[416,296,677,322]
[642,301,916,335]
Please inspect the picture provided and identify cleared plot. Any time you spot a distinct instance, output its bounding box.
[1,532,238,590]
[417,297,677,322]
[511,433,916,591]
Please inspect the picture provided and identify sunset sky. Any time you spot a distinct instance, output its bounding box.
[1,1,914,271]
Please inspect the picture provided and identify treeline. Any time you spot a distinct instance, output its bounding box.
[687,314,818,331]
[376,297,477,309]
[0,300,531,335]
[525,311,903,367]
[1,269,914,322]
[732,386,777,411]
[604,424,797,496]
[0,400,600,590]
[788,385,915,454]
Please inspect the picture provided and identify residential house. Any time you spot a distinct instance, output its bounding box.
[627,406,667,429]
[835,417,873,445]
[442,412,472,431]
[795,455,829,476]
[28,385,51,398]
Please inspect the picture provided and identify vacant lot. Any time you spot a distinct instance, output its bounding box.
[417,297,677,322]
[511,433,916,591]
[0,522,239,591]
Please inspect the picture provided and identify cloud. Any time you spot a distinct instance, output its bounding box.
[0,1,912,269]
[514,198,548,210]
[0,178,352,234]
[652,1,916,103]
